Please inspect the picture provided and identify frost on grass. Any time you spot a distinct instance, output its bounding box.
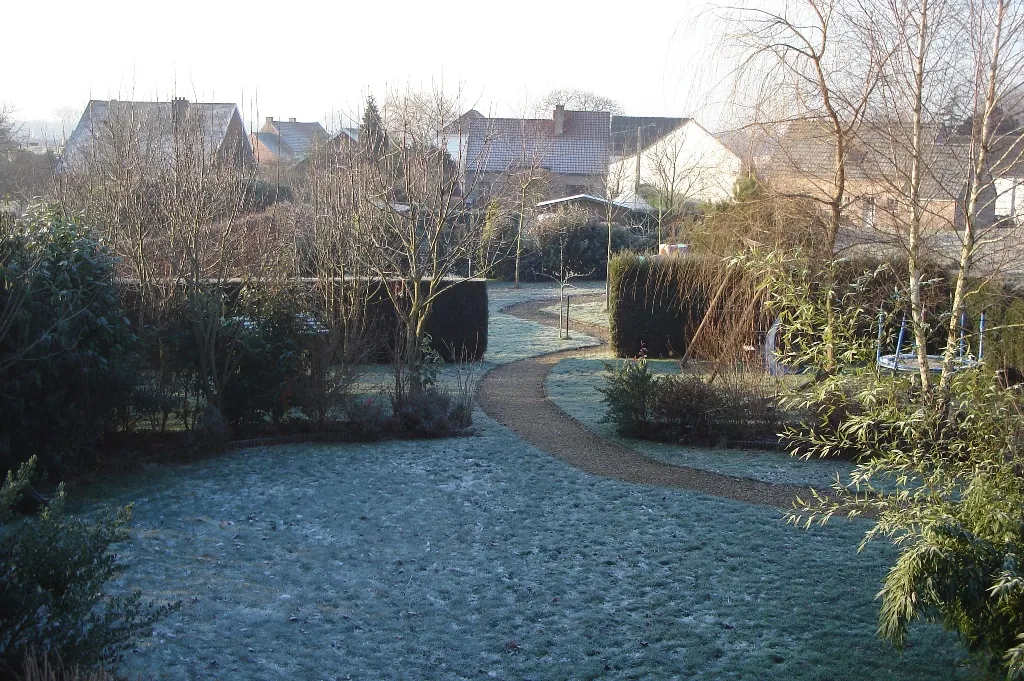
[78,283,962,680]
[348,282,601,399]
[546,358,856,489]
[539,300,610,329]
[90,411,966,681]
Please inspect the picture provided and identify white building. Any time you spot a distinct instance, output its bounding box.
[609,117,743,205]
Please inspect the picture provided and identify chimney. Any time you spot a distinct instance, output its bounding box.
[265,116,274,127]
[171,97,188,127]
[288,117,297,123]
[553,105,565,136]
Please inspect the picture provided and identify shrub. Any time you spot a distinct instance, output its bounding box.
[598,350,658,437]
[490,208,646,282]
[387,336,474,437]
[600,359,783,447]
[218,298,308,428]
[759,248,1024,677]
[968,280,1024,381]
[0,458,177,675]
[0,205,137,478]
[649,372,727,444]
[789,369,1024,678]
[242,179,293,212]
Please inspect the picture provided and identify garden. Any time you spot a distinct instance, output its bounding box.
[49,286,972,681]
[1,145,1022,679]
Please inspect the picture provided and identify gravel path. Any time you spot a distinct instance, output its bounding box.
[477,296,815,509]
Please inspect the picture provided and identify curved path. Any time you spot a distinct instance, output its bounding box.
[477,295,814,509]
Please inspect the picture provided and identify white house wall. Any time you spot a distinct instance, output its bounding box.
[609,121,742,204]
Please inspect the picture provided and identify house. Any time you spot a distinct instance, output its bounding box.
[766,117,971,232]
[251,117,330,164]
[608,117,744,205]
[991,136,1024,226]
[63,98,253,170]
[442,106,610,202]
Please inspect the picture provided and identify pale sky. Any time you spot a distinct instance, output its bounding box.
[6,0,733,132]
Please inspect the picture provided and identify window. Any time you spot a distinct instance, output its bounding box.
[566,184,587,196]
[885,197,899,215]
[862,197,876,229]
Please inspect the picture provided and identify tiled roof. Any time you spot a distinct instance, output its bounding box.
[610,116,687,156]
[769,117,969,199]
[262,120,328,160]
[252,131,295,161]
[64,99,245,167]
[464,110,610,176]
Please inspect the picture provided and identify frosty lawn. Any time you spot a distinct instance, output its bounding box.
[539,299,610,329]
[77,281,969,680]
[88,412,967,681]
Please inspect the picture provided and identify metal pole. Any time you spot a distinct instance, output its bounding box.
[876,308,884,365]
[958,311,966,359]
[895,314,907,371]
[979,312,986,360]
[565,294,571,339]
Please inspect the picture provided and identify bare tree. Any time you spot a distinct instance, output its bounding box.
[535,89,625,116]
[58,99,278,416]
[354,88,499,391]
[726,0,889,252]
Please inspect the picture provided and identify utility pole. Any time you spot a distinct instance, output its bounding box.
[635,125,642,194]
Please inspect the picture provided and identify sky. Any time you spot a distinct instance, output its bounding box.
[5,0,734,134]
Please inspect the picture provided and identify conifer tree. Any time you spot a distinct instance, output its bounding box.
[359,95,388,162]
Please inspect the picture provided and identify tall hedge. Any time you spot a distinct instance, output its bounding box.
[968,281,1024,377]
[608,252,747,358]
[421,279,488,361]
[121,277,489,365]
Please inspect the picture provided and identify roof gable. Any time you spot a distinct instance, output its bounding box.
[262,119,328,160]
[64,99,247,167]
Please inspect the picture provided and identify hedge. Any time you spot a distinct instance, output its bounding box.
[608,252,752,358]
[121,277,488,364]
[420,279,488,361]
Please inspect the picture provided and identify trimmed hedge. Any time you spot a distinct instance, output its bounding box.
[608,253,755,358]
[421,279,488,361]
[122,277,488,364]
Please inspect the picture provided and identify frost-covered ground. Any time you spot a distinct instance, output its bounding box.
[90,411,967,681]
[351,282,602,396]
[539,300,610,329]
[546,358,854,489]
[77,281,969,680]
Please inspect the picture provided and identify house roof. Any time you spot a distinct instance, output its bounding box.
[64,99,244,167]
[464,110,610,176]
[610,116,688,156]
[260,119,328,160]
[768,117,969,199]
[535,193,653,213]
[612,189,656,212]
[252,131,295,161]
[442,109,485,135]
